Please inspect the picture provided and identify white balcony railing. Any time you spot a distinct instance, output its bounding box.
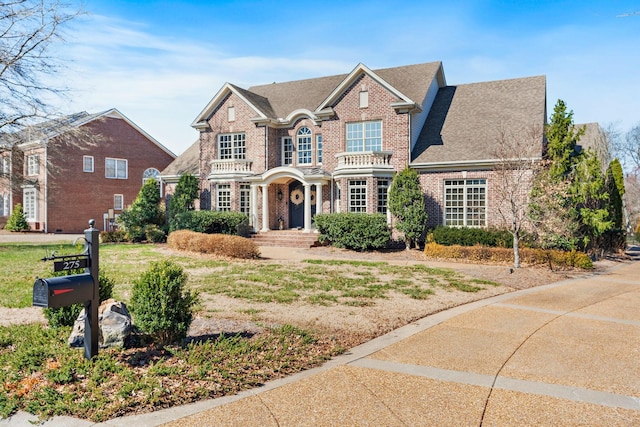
[209,159,253,175]
[335,151,394,170]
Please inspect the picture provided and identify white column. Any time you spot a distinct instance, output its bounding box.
[314,183,323,233]
[250,184,258,229]
[303,183,312,233]
[261,184,269,232]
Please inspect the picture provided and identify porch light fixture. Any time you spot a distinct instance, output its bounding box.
[277,189,283,201]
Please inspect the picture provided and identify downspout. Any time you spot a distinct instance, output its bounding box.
[43,141,48,233]
[407,112,412,167]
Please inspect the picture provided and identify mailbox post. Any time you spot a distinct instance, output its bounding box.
[33,219,100,360]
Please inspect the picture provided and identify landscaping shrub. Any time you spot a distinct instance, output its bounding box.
[314,213,390,251]
[430,226,514,248]
[423,242,593,269]
[5,204,29,232]
[130,260,198,344]
[169,210,248,235]
[144,224,167,243]
[44,270,116,328]
[167,230,260,259]
[100,230,127,243]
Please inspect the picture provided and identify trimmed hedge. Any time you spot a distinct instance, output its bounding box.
[314,212,390,251]
[167,230,260,259]
[430,226,515,248]
[169,210,249,235]
[423,242,593,269]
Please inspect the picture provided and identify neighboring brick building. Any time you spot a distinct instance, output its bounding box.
[0,109,176,233]
[168,61,549,233]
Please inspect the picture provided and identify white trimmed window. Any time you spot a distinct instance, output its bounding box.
[377,179,389,214]
[23,188,37,221]
[346,121,382,152]
[3,157,8,174]
[83,156,94,173]
[114,194,124,211]
[217,184,231,211]
[218,133,246,160]
[316,134,323,164]
[0,194,4,216]
[2,193,8,217]
[444,179,487,227]
[297,127,312,165]
[348,180,367,213]
[239,184,250,215]
[282,137,293,166]
[27,154,39,176]
[105,158,128,179]
[143,168,160,184]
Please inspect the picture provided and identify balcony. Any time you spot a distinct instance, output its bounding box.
[209,159,253,178]
[334,151,394,176]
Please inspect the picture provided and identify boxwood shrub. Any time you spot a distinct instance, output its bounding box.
[169,211,248,235]
[314,212,390,251]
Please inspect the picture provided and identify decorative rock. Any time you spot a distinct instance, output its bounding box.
[68,299,132,348]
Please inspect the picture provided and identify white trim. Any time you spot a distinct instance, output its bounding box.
[83,155,94,173]
[192,83,267,129]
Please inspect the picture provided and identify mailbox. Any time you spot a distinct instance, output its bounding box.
[33,274,94,309]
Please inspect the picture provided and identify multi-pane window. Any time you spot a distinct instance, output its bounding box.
[27,155,39,176]
[377,179,389,214]
[444,179,487,227]
[2,193,8,217]
[346,121,382,152]
[218,133,246,160]
[316,134,323,164]
[2,157,8,175]
[297,127,312,165]
[83,156,94,173]
[282,137,293,166]
[217,184,231,211]
[348,180,367,213]
[0,194,4,216]
[23,188,37,221]
[239,184,250,215]
[114,194,124,211]
[105,158,128,179]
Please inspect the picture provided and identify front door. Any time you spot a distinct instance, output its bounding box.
[289,182,304,228]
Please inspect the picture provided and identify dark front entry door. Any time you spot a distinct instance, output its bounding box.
[289,182,304,228]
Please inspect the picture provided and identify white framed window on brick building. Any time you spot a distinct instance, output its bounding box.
[444,179,487,227]
[348,180,367,213]
[26,154,39,176]
[218,133,245,160]
[217,184,231,211]
[2,157,9,175]
[316,134,323,164]
[23,188,37,221]
[83,156,94,173]
[105,158,128,179]
[297,127,312,165]
[282,137,293,166]
[2,193,8,217]
[114,194,124,211]
[377,179,389,214]
[346,121,382,152]
[239,184,250,215]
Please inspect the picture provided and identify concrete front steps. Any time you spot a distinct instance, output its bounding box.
[250,230,321,248]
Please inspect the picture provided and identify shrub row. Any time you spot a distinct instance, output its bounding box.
[170,211,249,236]
[423,243,593,269]
[314,212,390,251]
[429,226,515,248]
[168,230,260,259]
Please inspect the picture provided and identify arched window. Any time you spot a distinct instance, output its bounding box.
[297,127,312,165]
[142,168,160,184]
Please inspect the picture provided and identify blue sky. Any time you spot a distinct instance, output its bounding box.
[57,0,640,155]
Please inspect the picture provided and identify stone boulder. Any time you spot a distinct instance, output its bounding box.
[68,299,132,348]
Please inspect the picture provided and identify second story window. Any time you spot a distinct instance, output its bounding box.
[83,156,94,173]
[297,127,312,165]
[316,134,323,164]
[218,133,246,160]
[105,158,128,179]
[282,137,293,166]
[26,154,39,176]
[346,121,382,152]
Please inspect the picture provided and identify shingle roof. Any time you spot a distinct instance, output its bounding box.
[161,139,200,176]
[411,75,547,164]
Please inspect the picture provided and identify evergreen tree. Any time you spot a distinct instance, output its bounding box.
[546,100,584,179]
[5,203,29,231]
[605,158,625,229]
[388,167,428,249]
[117,179,164,241]
[169,174,199,220]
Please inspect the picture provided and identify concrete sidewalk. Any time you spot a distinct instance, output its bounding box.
[2,246,639,426]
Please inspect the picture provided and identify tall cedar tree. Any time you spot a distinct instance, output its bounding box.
[117,178,164,235]
[169,174,199,219]
[388,167,428,249]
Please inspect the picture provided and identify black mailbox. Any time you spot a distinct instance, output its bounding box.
[33,274,94,309]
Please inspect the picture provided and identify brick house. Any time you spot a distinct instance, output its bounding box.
[0,109,176,233]
[171,61,548,234]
